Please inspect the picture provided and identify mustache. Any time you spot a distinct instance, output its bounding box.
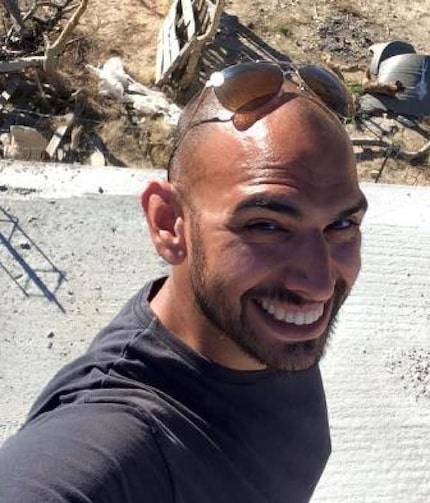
[250,287,309,306]
[249,280,349,306]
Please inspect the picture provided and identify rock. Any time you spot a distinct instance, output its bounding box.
[3,126,48,161]
[89,150,105,167]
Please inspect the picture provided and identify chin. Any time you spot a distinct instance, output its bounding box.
[273,338,327,371]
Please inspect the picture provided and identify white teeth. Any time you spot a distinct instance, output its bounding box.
[274,307,285,320]
[259,300,324,326]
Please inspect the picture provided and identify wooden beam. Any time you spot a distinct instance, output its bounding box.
[181,0,196,41]
[45,113,75,159]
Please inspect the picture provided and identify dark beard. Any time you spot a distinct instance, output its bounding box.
[189,216,348,371]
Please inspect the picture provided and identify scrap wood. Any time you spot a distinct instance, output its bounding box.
[181,0,223,88]
[321,55,405,97]
[45,112,75,158]
[43,0,88,74]
[351,136,430,162]
[362,77,405,96]
[155,0,224,87]
[321,53,365,75]
[70,124,83,151]
[0,0,88,76]
[2,0,25,32]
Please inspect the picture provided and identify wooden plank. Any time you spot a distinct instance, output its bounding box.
[45,113,74,159]
[162,14,173,77]
[181,0,196,41]
[155,0,224,87]
[168,11,180,60]
[195,0,209,31]
[197,0,223,40]
[155,22,164,83]
[156,0,178,83]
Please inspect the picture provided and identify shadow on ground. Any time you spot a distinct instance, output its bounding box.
[0,206,67,312]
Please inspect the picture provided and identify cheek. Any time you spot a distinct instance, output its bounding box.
[206,238,276,288]
[331,236,362,286]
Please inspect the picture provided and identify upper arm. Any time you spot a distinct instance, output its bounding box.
[0,402,173,503]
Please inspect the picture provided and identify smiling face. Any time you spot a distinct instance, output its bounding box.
[147,95,366,371]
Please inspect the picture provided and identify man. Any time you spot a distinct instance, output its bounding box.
[0,62,367,502]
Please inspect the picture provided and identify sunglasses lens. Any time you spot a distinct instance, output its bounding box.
[297,65,352,117]
[213,62,283,112]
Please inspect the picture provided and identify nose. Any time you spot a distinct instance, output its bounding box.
[281,230,335,301]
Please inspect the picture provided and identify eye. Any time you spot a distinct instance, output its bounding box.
[245,220,281,232]
[328,218,358,231]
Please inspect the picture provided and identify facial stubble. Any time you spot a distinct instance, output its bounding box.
[189,215,349,371]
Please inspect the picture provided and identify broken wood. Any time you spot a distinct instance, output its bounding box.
[181,0,223,88]
[0,0,88,77]
[363,80,405,96]
[43,0,88,75]
[45,113,75,159]
[155,0,224,88]
[321,53,366,74]
[2,0,25,32]
[351,137,430,161]
[181,0,196,42]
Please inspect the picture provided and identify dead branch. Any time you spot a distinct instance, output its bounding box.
[0,56,46,73]
[351,137,430,162]
[2,0,25,32]
[361,69,405,96]
[362,80,405,96]
[44,0,88,73]
[321,53,366,74]
[0,0,88,76]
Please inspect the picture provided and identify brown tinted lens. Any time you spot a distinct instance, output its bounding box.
[298,65,352,117]
[213,62,283,112]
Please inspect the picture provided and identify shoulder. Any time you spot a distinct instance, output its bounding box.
[0,401,174,503]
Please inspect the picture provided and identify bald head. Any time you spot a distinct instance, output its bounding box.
[168,84,356,206]
[144,80,364,372]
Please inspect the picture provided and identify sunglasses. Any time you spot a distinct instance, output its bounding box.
[207,60,352,119]
[168,60,353,175]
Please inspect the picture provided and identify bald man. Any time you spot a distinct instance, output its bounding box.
[0,80,367,503]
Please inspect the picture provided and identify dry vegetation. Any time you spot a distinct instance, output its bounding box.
[1,0,430,183]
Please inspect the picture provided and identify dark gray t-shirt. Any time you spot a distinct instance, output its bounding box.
[0,279,331,502]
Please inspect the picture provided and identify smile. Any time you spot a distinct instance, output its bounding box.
[259,299,324,326]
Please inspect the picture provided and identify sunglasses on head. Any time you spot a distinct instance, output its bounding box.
[206,60,353,120]
[168,60,353,175]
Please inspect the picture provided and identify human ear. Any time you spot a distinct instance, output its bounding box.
[141,181,185,265]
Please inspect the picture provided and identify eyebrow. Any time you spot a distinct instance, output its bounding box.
[234,195,303,218]
[233,194,368,219]
[336,196,368,219]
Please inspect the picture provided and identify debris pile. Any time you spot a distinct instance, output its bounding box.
[0,0,181,167]
[87,57,181,125]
